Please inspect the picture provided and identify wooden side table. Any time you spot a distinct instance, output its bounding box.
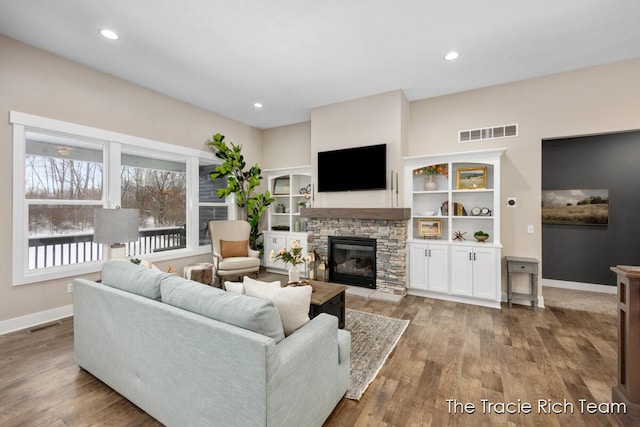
[308,281,348,329]
[611,265,640,426]
[505,256,539,309]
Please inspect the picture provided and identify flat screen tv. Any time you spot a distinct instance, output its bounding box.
[317,144,386,192]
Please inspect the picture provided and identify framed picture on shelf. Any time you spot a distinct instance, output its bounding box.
[457,166,487,190]
[273,177,290,195]
[418,219,442,237]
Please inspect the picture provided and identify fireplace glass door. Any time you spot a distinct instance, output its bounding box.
[328,236,376,288]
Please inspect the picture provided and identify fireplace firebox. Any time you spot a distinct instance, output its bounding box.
[328,236,376,289]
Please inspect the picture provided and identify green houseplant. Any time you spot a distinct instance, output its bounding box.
[208,133,274,251]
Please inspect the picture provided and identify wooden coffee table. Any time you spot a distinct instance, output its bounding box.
[308,280,348,329]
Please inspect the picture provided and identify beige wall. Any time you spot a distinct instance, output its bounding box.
[0,36,261,324]
[310,90,408,208]
[261,121,311,170]
[409,58,640,292]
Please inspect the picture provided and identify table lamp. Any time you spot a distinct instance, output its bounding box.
[94,207,140,259]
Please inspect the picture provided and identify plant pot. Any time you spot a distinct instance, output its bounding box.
[424,175,437,191]
[474,234,489,242]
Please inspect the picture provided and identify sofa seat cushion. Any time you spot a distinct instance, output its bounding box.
[218,256,261,270]
[101,260,166,300]
[161,275,285,343]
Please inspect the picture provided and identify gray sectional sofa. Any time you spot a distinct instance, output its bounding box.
[73,260,350,427]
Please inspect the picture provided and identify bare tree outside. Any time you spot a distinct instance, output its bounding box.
[120,166,186,229]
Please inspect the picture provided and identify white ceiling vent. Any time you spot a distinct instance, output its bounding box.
[459,124,518,143]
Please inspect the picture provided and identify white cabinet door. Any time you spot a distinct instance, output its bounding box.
[450,246,474,296]
[427,245,449,293]
[264,232,286,269]
[409,243,428,291]
[450,245,498,300]
[409,243,449,293]
[471,246,498,300]
[264,232,308,271]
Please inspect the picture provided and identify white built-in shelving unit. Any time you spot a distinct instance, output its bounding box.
[403,148,506,308]
[263,167,311,272]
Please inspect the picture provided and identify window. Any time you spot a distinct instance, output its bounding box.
[121,152,187,256]
[198,162,229,246]
[25,132,105,269]
[12,111,231,285]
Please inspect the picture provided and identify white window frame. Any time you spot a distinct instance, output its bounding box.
[11,111,228,285]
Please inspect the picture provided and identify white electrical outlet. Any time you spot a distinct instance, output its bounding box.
[527,225,534,234]
[67,283,73,293]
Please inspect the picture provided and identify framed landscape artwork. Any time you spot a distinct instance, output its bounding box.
[541,189,609,225]
[273,177,291,195]
[418,219,442,237]
[456,166,487,190]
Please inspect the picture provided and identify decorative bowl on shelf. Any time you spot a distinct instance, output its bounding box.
[418,211,435,216]
[272,225,290,231]
[474,231,489,242]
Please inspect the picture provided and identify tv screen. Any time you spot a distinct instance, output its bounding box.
[317,144,387,192]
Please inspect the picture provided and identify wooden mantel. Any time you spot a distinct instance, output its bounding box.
[300,207,411,221]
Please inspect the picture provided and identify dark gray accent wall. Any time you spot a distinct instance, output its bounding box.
[542,130,640,286]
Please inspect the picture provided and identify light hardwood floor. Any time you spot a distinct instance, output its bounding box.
[0,293,619,426]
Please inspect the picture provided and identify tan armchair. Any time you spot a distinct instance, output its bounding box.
[209,220,261,284]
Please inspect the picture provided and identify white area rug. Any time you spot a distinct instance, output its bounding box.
[344,309,409,400]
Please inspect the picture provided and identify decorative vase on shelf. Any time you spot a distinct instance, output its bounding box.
[424,175,438,191]
[288,265,300,283]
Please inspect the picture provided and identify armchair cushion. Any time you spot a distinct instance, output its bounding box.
[220,239,249,258]
[218,257,261,271]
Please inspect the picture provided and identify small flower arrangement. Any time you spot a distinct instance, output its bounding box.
[414,164,448,176]
[269,240,312,266]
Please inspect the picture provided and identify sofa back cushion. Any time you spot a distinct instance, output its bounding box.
[161,275,285,343]
[101,260,165,300]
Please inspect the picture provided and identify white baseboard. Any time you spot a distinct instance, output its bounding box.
[542,279,617,294]
[0,304,73,335]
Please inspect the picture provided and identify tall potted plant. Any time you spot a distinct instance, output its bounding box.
[208,133,274,251]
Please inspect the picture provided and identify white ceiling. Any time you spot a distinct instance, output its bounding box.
[1,1,640,129]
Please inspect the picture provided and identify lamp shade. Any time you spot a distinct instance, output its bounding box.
[94,208,140,245]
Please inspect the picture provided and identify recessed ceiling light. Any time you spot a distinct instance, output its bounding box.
[253,102,263,109]
[100,29,119,40]
[444,51,460,61]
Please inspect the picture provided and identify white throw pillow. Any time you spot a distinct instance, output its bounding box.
[243,277,311,335]
[243,276,281,299]
[224,281,245,294]
[270,286,312,336]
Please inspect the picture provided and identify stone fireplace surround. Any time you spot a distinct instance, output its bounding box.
[301,208,411,295]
